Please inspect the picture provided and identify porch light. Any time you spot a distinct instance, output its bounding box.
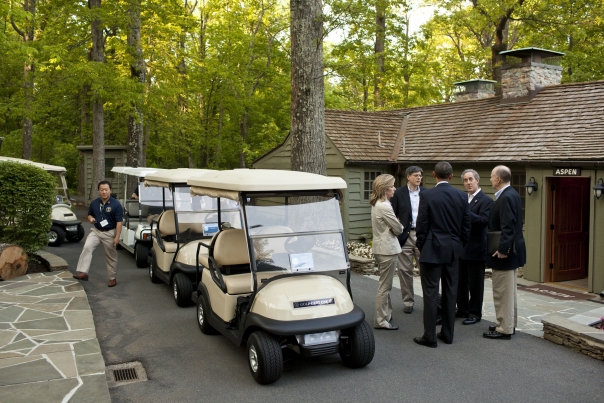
[593,178,604,199]
[525,177,538,196]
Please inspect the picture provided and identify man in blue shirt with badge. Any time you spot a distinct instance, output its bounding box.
[73,181,123,287]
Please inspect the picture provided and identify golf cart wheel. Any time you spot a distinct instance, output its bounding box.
[339,320,375,368]
[247,331,283,385]
[197,294,218,335]
[48,226,65,247]
[149,255,161,284]
[66,224,85,243]
[173,272,193,307]
[135,243,149,268]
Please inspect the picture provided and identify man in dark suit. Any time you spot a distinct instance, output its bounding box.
[484,165,527,340]
[391,166,425,314]
[457,169,494,325]
[414,162,471,348]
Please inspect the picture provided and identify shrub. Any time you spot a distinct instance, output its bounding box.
[0,161,55,253]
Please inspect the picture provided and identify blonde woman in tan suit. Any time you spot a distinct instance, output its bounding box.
[371,174,404,330]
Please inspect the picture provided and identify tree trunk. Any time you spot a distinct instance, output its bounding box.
[10,0,36,159]
[127,0,145,194]
[89,0,105,202]
[290,0,326,176]
[0,244,28,281]
[374,0,386,109]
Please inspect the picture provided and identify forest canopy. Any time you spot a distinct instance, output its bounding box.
[1,0,602,190]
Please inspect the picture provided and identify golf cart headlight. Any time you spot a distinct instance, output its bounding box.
[296,330,339,346]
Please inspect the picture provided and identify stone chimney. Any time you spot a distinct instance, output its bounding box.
[499,47,565,104]
[453,79,496,102]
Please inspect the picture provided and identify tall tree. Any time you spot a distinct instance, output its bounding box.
[290,0,326,175]
[9,0,36,159]
[374,0,386,108]
[89,0,105,201]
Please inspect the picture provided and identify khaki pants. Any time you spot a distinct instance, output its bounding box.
[492,269,517,335]
[76,228,118,280]
[374,253,397,328]
[396,231,420,308]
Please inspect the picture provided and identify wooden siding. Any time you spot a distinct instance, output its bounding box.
[80,149,127,203]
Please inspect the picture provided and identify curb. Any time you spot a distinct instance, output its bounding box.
[36,250,69,271]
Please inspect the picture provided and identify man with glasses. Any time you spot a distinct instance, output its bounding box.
[391,166,425,314]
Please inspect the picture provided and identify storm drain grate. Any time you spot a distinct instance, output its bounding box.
[106,361,148,388]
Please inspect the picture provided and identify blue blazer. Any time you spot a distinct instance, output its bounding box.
[416,182,471,264]
[485,186,527,270]
[391,185,426,246]
[460,190,494,261]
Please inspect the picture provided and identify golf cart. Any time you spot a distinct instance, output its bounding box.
[111,166,168,267]
[145,168,242,307]
[188,169,375,385]
[0,156,83,247]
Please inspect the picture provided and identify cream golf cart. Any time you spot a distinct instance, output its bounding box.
[111,166,168,267]
[0,156,83,247]
[188,169,375,385]
[145,168,242,307]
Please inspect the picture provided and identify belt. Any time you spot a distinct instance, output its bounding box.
[99,227,115,232]
[409,228,416,232]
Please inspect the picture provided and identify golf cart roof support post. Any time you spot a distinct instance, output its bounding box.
[217,197,222,232]
[241,191,258,316]
[341,229,353,299]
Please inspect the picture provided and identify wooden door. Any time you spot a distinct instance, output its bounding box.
[547,177,589,282]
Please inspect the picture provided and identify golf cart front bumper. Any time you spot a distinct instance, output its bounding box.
[245,304,365,336]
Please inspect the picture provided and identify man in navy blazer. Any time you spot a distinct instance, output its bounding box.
[457,169,494,325]
[484,165,527,340]
[414,162,471,348]
[391,166,425,313]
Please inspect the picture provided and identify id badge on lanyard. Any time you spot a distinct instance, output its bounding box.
[99,203,109,227]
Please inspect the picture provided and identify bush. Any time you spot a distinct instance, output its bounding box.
[0,161,55,253]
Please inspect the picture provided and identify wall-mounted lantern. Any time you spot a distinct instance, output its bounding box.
[525,177,538,196]
[593,178,604,200]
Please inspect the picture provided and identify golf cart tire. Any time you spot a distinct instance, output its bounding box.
[247,331,283,385]
[197,294,218,335]
[48,226,65,247]
[66,225,85,243]
[135,243,149,268]
[339,320,375,369]
[149,255,161,284]
[173,272,193,307]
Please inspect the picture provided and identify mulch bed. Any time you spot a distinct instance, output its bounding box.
[26,255,50,274]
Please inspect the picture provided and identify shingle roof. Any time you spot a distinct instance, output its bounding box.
[325,80,604,163]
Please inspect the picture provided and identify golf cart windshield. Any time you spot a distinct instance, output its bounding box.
[138,183,173,208]
[246,194,347,274]
[173,187,242,236]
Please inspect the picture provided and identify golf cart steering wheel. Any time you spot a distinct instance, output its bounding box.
[284,235,316,254]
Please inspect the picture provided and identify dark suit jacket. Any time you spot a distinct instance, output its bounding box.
[461,190,494,261]
[416,182,471,264]
[485,186,527,270]
[391,185,426,246]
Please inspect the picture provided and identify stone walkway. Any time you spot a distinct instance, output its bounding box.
[369,272,604,338]
[0,271,110,403]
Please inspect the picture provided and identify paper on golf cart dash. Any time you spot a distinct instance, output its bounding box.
[289,253,314,272]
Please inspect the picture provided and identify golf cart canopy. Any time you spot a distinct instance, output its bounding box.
[188,169,347,201]
[0,156,66,173]
[114,166,161,178]
[144,168,215,188]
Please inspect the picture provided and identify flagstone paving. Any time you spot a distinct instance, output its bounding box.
[0,271,110,403]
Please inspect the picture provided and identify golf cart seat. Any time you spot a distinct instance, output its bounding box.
[200,229,285,295]
[156,210,178,253]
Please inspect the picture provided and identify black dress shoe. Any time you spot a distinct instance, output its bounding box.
[403,306,413,314]
[413,336,437,348]
[483,330,511,340]
[436,332,452,344]
[375,323,399,330]
[462,317,481,325]
[488,325,515,335]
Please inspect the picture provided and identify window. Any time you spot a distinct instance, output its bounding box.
[363,171,381,201]
[104,158,115,180]
[511,173,526,220]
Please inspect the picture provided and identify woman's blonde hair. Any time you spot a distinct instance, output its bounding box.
[370,174,395,206]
